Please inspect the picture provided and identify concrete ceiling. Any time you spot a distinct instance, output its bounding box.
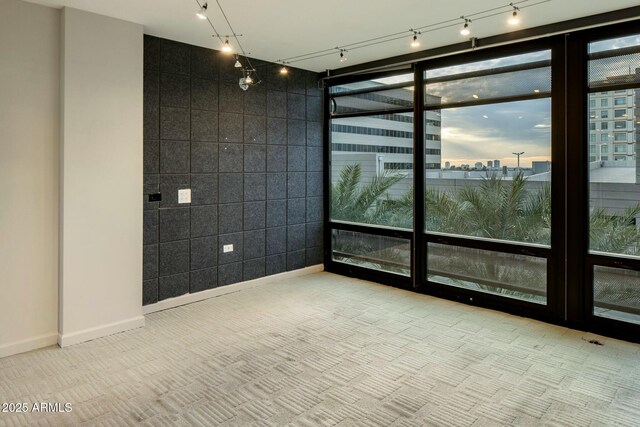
[24,0,640,72]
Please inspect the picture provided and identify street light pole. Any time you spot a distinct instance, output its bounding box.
[512,151,524,174]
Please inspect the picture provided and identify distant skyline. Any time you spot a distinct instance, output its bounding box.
[438,98,551,168]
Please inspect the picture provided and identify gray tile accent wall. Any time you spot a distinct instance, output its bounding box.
[143,35,323,305]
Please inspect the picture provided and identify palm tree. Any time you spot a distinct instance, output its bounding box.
[589,205,640,256]
[331,166,640,305]
[425,173,551,245]
[331,164,405,225]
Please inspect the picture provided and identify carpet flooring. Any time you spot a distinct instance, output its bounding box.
[0,272,639,426]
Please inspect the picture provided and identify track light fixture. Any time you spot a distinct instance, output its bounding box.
[195,0,546,85]
[196,2,208,19]
[411,31,420,48]
[221,38,232,53]
[275,1,551,68]
[193,0,262,90]
[460,17,471,36]
[508,3,520,25]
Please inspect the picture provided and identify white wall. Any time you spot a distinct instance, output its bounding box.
[59,7,144,346]
[0,0,60,358]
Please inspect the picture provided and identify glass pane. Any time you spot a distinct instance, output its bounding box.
[425,67,550,108]
[594,265,640,325]
[427,243,547,304]
[332,86,413,115]
[589,35,640,54]
[424,99,552,246]
[589,34,640,88]
[427,51,551,79]
[587,98,640,257]
[330,73,413,94]
[332,230,410,276]
[330,114,413,229]
[425,50,551,107]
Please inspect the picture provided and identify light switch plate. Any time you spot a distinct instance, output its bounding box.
[178,189,191,204]
[223,244,234,253]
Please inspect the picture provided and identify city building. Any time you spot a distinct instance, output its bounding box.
[589,89,637,162]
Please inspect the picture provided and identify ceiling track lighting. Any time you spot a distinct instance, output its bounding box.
[276,1,551,67]
[508,3,520,25]
[196,2,208,19]
[221,38,232,53]
[193,0,264,89]
[460,17,471,36]
[410,30,421,48]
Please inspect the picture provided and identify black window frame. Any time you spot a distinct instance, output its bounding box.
[414,38,566,322]
[322,16,640,344]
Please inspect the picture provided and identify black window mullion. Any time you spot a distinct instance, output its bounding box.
[565,33,589,326]
[550,35,568,319]
[329,220,412,240]
[413,65,425,291]
[323,83,332,267]
[425,232,551,258]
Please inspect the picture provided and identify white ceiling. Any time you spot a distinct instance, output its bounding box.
[24,0,640,72]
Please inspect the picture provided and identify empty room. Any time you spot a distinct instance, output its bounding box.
[1,0,640,425]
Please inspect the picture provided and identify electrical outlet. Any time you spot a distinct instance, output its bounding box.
[178,189,191,204]
[223,244,234,253]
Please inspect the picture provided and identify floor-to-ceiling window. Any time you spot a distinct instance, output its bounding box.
[421,49,555,305]
[324,21,640,342]
[587,33,640,326]
[328,73,414,279]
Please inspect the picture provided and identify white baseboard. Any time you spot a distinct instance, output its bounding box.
[144,264,324,315]
[0,333,59,359]
[58,315,145,347]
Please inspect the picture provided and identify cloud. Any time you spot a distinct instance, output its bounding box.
[439,98,552,167]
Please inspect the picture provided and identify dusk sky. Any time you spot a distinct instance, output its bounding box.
[343,34,640,169]
[439,98,551,168]
[428,50,552,168]
[434,35,640,168]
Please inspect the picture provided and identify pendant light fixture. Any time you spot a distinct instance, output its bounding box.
[508,3,520,25]
[411,31,420,48]
[460,17,471,36]
[221,38,232,53]
[196,2,208,19]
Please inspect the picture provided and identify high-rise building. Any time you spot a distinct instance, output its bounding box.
[474,162,483,170]
[588,89,637,162]
[635,85,640,184]
[494,159,501,168]
[331,80,441,177]
[487,160,493,168]
[445,161,451,169]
